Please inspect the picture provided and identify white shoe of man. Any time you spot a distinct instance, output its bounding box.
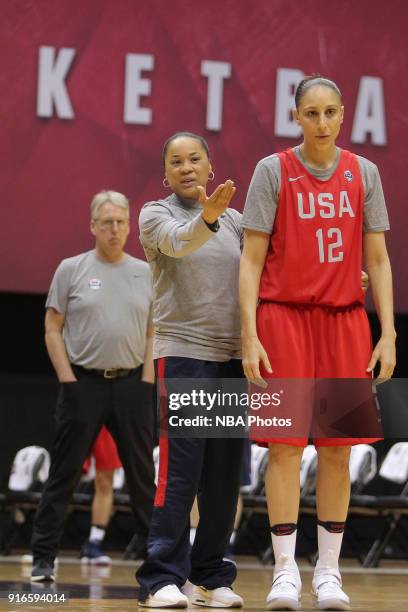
[311,566,350,611]
[139,584,189,608]
[191,585,244,608]
[266,553,302,611]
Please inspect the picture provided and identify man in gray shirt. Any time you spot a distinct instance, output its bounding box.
[31,190,156,582]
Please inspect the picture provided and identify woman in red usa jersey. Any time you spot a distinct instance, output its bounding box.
[240,75,396,611]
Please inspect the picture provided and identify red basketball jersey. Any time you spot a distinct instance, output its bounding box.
[259,148,365,307]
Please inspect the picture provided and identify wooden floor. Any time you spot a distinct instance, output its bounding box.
[0,556,407,611]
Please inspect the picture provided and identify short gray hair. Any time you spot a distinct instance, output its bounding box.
[90,190,129,220]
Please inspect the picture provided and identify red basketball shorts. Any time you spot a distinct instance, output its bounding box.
[83,426,122,472]
[254,301,381,448]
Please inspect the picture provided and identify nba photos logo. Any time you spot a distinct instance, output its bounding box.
[344,170,353,182]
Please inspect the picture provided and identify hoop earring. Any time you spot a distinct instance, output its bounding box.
[208,171,215,181]
[163,177,170,188]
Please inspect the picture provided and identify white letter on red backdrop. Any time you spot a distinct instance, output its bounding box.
[351,77,387,145]
[124,54,154,125]
[201,61,231,131]
[36,46,75,119]
[275,68,304,138]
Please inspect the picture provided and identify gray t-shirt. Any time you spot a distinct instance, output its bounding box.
[46,250,153,369]
[139,194,242,361]
[242,146,390,233]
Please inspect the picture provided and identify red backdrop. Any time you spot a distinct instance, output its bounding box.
[1,0,407,311]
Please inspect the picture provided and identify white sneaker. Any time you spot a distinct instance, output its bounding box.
[139,584,189,608]
[266,553,301,611]
[191,585,244,608]
[311,569,350,611]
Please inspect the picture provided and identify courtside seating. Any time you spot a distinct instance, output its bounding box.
[0,446,161,555]
[2,443,407,565]
[350,442,408,567]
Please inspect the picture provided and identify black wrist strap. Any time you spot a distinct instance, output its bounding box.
[203,218,220,232]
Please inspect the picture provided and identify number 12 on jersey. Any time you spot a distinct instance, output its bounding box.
[315,228,343,263]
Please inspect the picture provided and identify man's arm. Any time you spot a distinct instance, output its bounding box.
[44,308,77,382]
[363,232,396,380]
[141,324,155,383]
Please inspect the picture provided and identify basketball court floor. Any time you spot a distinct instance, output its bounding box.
[0,556,407,611]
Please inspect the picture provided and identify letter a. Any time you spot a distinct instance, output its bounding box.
[339,191,355,217]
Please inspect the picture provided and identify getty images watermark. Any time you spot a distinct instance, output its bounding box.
[156,377,394,439]
[167,388,291,428]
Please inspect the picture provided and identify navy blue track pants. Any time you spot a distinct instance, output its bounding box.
[136,357,244,598]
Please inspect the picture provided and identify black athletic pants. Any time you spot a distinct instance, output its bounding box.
[31,366,155,563]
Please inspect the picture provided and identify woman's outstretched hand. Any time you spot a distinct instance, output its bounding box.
[198,180,236,224]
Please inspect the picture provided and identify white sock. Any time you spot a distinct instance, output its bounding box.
[189,527,197,546]
[316,523,345,570]
[229,529,237,546]
[271,524,297,562]
[89,525,106,543]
